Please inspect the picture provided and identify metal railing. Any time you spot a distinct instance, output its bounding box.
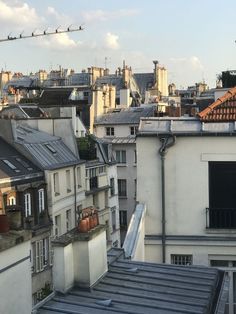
[89,176,98,190]
[206,208,236,229]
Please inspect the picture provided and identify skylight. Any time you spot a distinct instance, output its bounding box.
[2,159,20,172]
[16,157,33,171]
[45,144,57,154]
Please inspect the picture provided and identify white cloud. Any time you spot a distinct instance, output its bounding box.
[38,33,81,51]
[82,9,139,23]
[0,0,41,28]
[105,32,119,50]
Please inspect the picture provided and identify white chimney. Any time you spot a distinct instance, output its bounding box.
[52,226,107,293]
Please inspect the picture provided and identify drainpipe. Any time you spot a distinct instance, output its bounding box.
[73,165,77,226]
[158,135,176,263]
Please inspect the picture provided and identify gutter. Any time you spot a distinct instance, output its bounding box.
[158,135,176,263]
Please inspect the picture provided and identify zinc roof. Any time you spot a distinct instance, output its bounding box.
[37,249,226,314]
[14,125,80,170]
[95,106,156,125]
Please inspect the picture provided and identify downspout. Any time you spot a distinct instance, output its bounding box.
[73,165,77,226]
[158,135,176,263]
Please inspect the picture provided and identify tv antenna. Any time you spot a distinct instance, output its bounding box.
[0,25,84,43]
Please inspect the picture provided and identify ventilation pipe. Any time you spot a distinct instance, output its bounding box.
[158,135,176,263]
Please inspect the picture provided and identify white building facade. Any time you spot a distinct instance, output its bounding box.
[137,117,236,313]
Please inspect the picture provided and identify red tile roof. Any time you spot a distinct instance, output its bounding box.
[198,86,236,121]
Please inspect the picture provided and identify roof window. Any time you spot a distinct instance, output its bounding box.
[15,157,33,171]
[2,159,20,172]
[45,144,57,154]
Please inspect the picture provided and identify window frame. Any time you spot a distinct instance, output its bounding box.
[38,189,45,213]
[24,193,31,217]
[106,127,115,136]
[118,179,127,197]
[171,254,193,266]
[116,150,126,164]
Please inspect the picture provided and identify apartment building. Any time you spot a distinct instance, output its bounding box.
[0,137,53,306]
[77,135,120,247]
[94,105,156,243]
[136,87,236,313]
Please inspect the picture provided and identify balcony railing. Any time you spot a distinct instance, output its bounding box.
[89,176,98,190]
[206,208,236,229]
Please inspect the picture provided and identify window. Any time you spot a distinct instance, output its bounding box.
[171,254,193,265]
[66,209,72,231]
[32,238,49,273]
[54,215,61,237]
[106,127,114,136]
[66,170,71,193]
[118,179,127,197]
[2,159,20,173]
[53,172,60,196]
[208,162,236,228]
[9,196,16,205]
[130,126,138,135]
[134,179,137,198]
[35,240,43,272]
[116,150,126,164]
[45,144,57,154]
[24,193,31,217]
[99,166,105,174]
[38,189,45,213]
[111,207,116,232]
[77,167,82,188]
[110,178,115,196]
[119,210,127,227]
[15,157,33,171]
[134,150,137,164]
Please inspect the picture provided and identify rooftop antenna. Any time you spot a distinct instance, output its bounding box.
[0,25,84,43]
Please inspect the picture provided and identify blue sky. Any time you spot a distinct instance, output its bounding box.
[0,0,236,88]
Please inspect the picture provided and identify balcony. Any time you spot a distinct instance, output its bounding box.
[206,208,236,229]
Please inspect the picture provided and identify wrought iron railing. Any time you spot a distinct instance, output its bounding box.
[89,176,98,190]
[206,208,236,229]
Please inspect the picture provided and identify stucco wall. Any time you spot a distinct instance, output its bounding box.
[137,135,236,264]
[0,241,32,314]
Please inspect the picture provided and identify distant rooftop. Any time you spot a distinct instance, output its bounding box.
[95,105,156,125]
[37,248,227,314]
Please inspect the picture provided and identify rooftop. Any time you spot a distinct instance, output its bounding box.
[198,86,236,122]
[95,105,156,125]
[37,248,227,314]
[138,117,236,136]
[0,136,43,185]
[14,124,80,170]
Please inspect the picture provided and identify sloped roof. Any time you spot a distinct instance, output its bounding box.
[1,104,45,119]
[13,125,80,170]
[133,73,154,98]
[37,248,227,314]
[95,105,156,125]
[0,136,42,184]
[39,88,74,107]
[198,87,236,121]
